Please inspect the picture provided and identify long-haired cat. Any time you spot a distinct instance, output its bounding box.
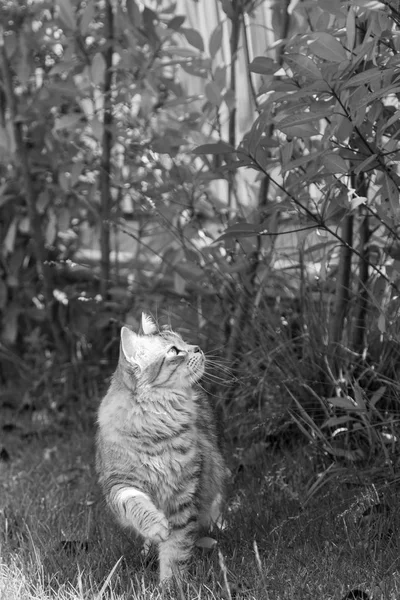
[96,313,226,582]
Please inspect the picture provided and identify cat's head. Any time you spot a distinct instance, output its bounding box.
[118,313,205,391]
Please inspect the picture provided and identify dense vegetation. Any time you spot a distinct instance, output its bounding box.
[2,0,400,598]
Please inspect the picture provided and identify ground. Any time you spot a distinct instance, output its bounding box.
[1,388,400,600]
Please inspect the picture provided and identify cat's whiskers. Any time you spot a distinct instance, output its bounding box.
[201,374,234,387]
[205,359,234,378]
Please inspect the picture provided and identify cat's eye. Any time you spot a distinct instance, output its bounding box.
[167,346,179,356]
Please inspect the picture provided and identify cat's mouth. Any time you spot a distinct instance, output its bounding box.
[187,353,205,381]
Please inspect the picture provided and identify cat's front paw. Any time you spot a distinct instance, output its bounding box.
[145,515,170,543]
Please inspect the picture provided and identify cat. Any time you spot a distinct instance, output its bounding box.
[96,313,226,582]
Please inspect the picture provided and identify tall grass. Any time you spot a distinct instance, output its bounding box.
[3,299,400,599]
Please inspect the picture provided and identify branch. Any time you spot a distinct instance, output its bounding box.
[247,151,399,294]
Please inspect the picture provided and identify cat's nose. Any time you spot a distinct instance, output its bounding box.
[192,346,200,353]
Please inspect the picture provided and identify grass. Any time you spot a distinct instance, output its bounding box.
[3,299,400,600]
[2,389,400,600]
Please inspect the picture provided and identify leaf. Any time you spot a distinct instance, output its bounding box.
[353,383,366,410]
[196,537,217,550]
[377,312,386,334]
[127,0,142,27]
[357,85,400,109]
[281,124,320,138]
[317,0,344,17]
[59,172,70,192]
[164,46,201,58]
[168,15,185,30]
[370,386,386,407]
[175,261,204,281]
[3,218,17,254]
[220,0,234,18]
[327,396,359,410]
[56,0,76,30]
[282,151,321,172]
[322,153,348,174]
[70,161,84,186]
[351,0,386,9]
[327,446,365,461]
[384,173,400,215]
[223,89,235,111]
[346,6,356,51]
[80,0,95,35]
[173,272,186,295]
[1,305,19,344]
[249,57,278,75]
[308,33,347,63]
[46,209,57,245]
[91,116,103,141]
[205,81,221,106]
[277,120,320,138]
[353,154,378,175]
[214,222,258,243]
[192,141,234,154]
[37,190,50,213]
[18,216,30,234]
[181,28,204,52]
[4,32,17,59]
[91,52,106,86]
[54,113,82,132]
[143,7,159,45]
[336,116,353,143]
[322,416,355,428]
[209,23,223,58]
[349,195,367,210]
[285,54,323,81]
[276,111,330,128]
[342,67,383,88]
[58,207,70,232]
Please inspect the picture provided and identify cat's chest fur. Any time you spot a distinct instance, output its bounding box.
[98,386,200,496]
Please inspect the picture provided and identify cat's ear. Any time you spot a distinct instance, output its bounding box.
[141,313,157,335]
[120,326,140,365]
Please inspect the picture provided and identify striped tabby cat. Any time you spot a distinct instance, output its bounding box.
[96,313,226,582]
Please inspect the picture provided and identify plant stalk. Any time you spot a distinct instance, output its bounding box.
[99,0,114,298]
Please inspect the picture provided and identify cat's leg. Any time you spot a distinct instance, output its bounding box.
[108,486,170,543]
[158,510,198,581]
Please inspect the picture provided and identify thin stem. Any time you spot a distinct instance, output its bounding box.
[99,0,114,298]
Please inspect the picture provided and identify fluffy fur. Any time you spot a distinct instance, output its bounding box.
[96,313,226,581]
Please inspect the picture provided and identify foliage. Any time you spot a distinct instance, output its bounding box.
[2,0,400,485]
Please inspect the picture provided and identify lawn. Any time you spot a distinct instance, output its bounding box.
[1,382,400,600]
